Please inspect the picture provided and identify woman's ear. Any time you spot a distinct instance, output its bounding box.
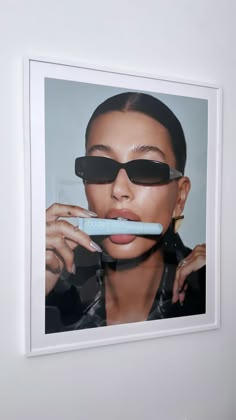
[172,176,191,218]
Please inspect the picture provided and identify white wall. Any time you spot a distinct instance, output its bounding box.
[0,1,235,419]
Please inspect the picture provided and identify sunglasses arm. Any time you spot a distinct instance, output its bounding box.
[169,168,183,180]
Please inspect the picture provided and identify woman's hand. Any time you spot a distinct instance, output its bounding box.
[46,203,102,296]
[172,244,206,305]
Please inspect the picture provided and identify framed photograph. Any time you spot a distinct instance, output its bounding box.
[24,57,222,356]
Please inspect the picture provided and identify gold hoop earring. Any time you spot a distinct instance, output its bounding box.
[172,215,184,233]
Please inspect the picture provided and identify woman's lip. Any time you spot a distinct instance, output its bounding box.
[109,234,136,245]
[106,209,140,221]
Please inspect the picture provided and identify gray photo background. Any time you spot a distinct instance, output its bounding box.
[45,78,208,248]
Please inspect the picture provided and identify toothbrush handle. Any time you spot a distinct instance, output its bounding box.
[76,218,163,236]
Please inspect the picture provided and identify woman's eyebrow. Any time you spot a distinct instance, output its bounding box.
[133,144,166,159]
[86,144,112,154]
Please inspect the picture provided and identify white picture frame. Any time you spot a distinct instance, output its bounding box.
[24,57,222,356]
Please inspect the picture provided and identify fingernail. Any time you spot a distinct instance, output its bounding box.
[71,263,76,275]
[179,301,184,307]
[90,241,103,252]
[83,210,98,217]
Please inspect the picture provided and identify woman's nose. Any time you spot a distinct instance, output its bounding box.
[111,168,134,201]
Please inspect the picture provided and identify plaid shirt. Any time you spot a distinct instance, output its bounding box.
[46,244,206,334]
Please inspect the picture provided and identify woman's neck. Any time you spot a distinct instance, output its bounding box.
[104,249,164,325]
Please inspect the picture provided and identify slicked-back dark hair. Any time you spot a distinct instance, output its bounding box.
[85,92,186,173]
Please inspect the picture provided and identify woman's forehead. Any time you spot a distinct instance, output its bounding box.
[86,110,176,165]
[87,110,168,137]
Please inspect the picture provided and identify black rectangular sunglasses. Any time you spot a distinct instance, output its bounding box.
[75,156,182,185]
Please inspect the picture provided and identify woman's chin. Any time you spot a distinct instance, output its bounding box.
[102,236,157,260]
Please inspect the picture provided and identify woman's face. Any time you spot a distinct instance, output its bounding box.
[85,110,190,259]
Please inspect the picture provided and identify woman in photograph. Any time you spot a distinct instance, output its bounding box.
[45,92,206,333]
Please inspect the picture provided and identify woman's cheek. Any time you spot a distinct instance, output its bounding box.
[142,185,178,231]
[85,185,107,216]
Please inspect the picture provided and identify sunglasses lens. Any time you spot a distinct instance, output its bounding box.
[75,157,171,185]
[75,157,118,183]
[127,160,169,184]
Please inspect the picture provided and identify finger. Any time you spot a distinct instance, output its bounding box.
[47,220,79,251]
[172,268,181,303]
[177,254,206,292]
[46,203,97,222]
[178,290,186,305]
[46,235,76,273]
[172,247,206,304]
[175,245,206,282]
[46,250,63,274]
[47,219,102,254]
[178,281,189,304]
[65,238,80,249]
[186,244,206,260]
[172,265,189,305]
[177,246,206,267]
[183,250,206,266]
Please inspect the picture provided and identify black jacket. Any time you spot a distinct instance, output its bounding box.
[46,240,206,334]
